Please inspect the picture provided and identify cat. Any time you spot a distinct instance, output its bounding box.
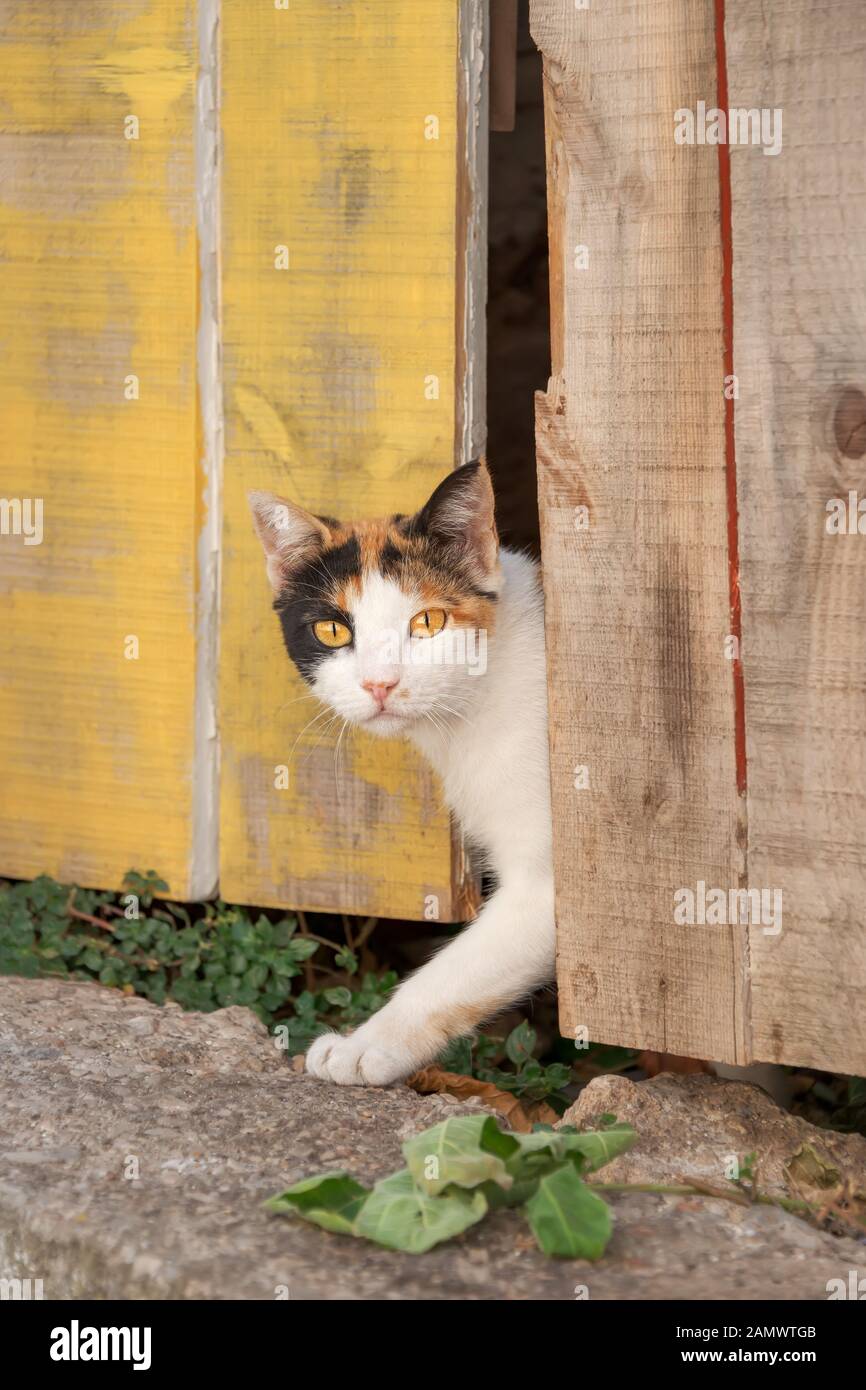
[249,460,555,1085]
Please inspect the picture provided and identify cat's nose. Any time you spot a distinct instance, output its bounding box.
[362,677,399,710]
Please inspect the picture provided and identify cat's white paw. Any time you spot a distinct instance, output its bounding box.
[305,1020,418,1087]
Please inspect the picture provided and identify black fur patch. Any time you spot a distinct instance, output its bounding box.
[403,460,482,542]
[393,463,497,602]
[274,536,361,681]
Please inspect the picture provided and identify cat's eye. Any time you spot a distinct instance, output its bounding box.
[312,618,352,649]
[409,608,447,638]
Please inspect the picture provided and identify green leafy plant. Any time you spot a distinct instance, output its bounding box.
[439,1019,574,1109]
[737,1150,757,1183]
[0,871,393,1035]
[276,973,399,1054]
[267,1113,638,1258]
[0,874,575,1102]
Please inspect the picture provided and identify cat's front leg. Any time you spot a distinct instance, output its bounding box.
[305,876,555,1086]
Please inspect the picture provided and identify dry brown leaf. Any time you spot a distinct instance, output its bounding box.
[406,1065,558,1134]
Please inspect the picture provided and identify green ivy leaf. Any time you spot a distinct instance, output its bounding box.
[525,1165,612,1260]
[323,986,352,1009]
[267,1172,369,1236]
[243,963,269,991]
[509,1123,637,1177]
[355,1170,488,1253]
[438,1035,474,1075]
[474,1034,503,1066]
[541,1062,574,1090]
[271,916,298,945]
[288,938,319,963]
[403,1115,519,1196]
[504,1019,537,1065]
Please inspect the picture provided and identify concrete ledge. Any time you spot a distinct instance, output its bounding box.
[1,977,864,1300]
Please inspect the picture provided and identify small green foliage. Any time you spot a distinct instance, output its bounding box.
[266,1173,368,1236]
[276,972,398,1055]
[355,1171,488,1254]
[403,1114,519,1195]
[525,1165,612,1259]
[736,1150,757,1183]
[507,1122,637,1175]
[439,1019,575,1108]
[267,1167,489,1253]
[504,1019,536,1065]
[0,872,393,1036]
[268,1113,637,1259]
[121,870,169,910]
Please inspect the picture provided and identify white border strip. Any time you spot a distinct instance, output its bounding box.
[459,0,489,464]
[192,0,222,898]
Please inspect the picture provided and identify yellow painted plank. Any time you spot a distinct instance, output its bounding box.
[219,0,482,919]
[0,2,211,898]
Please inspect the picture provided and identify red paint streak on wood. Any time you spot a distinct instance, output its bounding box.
[714,0,747,796]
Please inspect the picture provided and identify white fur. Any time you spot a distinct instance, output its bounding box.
[305,549,556,1086]
[308,570,480,739]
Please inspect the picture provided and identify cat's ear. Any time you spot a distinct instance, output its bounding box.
[412,460,499,579]
[248,491,332,594]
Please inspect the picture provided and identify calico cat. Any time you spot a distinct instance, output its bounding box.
[250,460,555,1085]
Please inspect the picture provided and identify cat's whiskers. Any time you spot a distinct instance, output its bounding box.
[298,710,344,766]
[433,701,471,725]
[289,704,340,762]
[422,708,450,741]
[333,717,351,787]
[275,690,319,715]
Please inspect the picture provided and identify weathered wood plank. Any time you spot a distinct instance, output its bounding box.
[531,0,748,1061]
[728,0,866,1071]
[218,1,486,918]
[0,1,214,898]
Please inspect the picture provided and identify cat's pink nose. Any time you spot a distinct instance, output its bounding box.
[362,677,399,710]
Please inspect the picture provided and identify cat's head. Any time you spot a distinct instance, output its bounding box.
[249,461,500,737]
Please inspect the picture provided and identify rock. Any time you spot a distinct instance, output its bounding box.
[1,977,864,1300]
[561,1072,866,1199]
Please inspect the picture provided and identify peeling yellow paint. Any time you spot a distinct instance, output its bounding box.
[219,0,470,919]
[0,0,475,917]
[0,1,202,896]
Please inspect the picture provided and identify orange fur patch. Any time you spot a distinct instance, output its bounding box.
[317,511,497,627]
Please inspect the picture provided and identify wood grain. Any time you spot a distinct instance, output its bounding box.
[728,0,866,1071]
[0,1,210,898]
[531,0,748,1061]
[490,0,518,132]
[218,1,485,919]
